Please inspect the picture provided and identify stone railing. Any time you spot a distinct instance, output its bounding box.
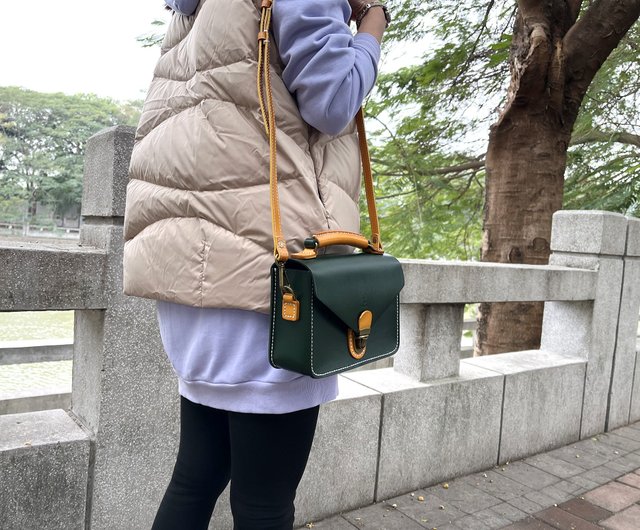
[0,340,73,365]
[1,125,639,530]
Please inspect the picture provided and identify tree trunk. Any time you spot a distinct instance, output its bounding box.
[475,0,640,355]
[477,114,569,354]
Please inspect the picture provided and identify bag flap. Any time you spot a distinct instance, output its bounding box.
[291,253,404,331]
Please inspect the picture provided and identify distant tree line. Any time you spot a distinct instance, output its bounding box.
[0,86,141,226]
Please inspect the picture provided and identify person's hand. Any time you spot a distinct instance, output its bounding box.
[347,0,370,22]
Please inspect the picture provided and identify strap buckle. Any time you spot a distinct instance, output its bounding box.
[277,261,299,322]
[277,261,294,296]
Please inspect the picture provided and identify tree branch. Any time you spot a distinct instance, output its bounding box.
[564,0,640,112]
[495,1,554,127]
[570,129,640,147]
[374,126,638,194]
[452,0,496,87]
[567,0,584,24]
[445,171,478,207]
[372,158,485,177]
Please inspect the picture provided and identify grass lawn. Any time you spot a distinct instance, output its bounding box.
[0,311,74,342]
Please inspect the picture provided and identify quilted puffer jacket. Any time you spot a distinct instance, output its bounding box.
[122,0,362,313]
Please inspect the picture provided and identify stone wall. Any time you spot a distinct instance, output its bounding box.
[0,125,638,529]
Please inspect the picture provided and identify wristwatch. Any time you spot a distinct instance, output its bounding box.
[355,2,392,29]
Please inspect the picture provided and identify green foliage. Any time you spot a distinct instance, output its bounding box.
[565,24,640,217]
[136,19,168,48]
[367,1,639,259]
[0,87,142,222]
[367,1,514,260]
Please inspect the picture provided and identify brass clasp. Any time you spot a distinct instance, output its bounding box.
[348,310,373,360]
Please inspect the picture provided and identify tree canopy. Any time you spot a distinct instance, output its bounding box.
[0,87,141,222]
[367,0,639,260]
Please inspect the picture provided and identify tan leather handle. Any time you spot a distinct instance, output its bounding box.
[314,231,372,250]
[257,1,383,263]
[289,230,384,260]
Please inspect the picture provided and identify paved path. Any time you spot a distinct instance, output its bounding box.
[300,422,640,530]
[3,347,640,529]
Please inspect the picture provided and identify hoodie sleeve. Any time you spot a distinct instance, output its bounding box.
[165,0,199,16]
[272,0,381,136]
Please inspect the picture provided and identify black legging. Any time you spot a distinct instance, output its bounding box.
[151,396,319,530]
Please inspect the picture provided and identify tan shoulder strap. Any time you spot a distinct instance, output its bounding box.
[257,0,383,263]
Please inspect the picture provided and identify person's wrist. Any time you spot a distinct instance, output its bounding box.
[355,2,391,29]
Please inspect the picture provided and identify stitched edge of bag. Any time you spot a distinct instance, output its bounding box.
[310,290,400,377]
[269,269,401,378]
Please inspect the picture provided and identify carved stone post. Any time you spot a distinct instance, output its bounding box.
[615,218,640,426]
[541,210,627,438]
[73,126,179,529]
[394,304,464,381]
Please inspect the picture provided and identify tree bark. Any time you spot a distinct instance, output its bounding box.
[475,0,640,356]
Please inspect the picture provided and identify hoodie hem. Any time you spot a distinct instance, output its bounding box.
[177,375,338,414]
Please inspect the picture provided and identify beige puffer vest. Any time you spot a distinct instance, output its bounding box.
[122,0,362,313]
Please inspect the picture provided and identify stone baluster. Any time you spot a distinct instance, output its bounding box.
[72,126,179,530]
[616,218,640,426]
[394,303,465,381]
[541,210,628,438]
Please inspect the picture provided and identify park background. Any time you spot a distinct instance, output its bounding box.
[2,2,640,529]
[1,1,639,378]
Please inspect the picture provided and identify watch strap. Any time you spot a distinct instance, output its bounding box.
[355,2,391,29]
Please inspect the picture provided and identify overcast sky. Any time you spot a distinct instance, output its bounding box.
[0,1,171,102]
[0,1,423,104]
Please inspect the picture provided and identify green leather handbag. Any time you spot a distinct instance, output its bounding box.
[269,251,404,377]
[257,0,404,378]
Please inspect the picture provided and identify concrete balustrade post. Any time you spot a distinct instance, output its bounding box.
[394,303,464,381]
[72,126,179,529]
[541,210,627,438]
[619,218,640,425]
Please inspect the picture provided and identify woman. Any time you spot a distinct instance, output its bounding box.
[123,0,389,528]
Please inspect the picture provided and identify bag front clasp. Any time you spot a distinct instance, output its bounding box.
[348,310,373,360]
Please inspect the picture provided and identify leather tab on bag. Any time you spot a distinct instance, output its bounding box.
[282,293,300,322]
[261,0,273,7]
[290,247,318,260]
[275,237,289,262]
